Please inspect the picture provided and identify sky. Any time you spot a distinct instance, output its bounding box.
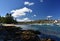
[0,0,60,22]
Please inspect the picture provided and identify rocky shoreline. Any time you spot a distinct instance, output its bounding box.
[0,25,56,41]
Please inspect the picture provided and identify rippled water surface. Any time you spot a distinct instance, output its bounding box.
[16,25,60,37]
[0,25,60,41]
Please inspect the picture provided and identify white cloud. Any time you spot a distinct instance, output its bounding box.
[32,14,37,17]
[40,0,43,2]
[17,18,33,22]
[33,14,36,17]
[11,7,32,17]
[47,16,52,18]
[47,16,53,20]
[2,16,5,17]
[24,1,34,6]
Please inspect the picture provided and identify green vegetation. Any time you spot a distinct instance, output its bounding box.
[0,13,17,24]
[0,13,58,24]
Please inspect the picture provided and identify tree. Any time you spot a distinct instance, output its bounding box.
[4,13,17,24]
[0,16,6,23]
[0,16,1,23]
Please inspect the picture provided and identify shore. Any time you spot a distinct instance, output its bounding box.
[0,25,56,41]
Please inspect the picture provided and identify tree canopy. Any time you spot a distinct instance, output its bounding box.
[0,13,17,24]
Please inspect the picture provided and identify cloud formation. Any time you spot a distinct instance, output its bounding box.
[11,7,32,17]
[40,0,43,2]
[47,16,52,18]
[24,1,34,6]
[33,14,36,17]
[17,18,33,22]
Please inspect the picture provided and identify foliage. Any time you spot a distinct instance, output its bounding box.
[0,13,17,24]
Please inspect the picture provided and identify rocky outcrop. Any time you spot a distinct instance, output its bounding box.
[0,26,55,41]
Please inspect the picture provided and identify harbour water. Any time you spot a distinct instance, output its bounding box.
[0,24,60,41]
[16,24,60,41]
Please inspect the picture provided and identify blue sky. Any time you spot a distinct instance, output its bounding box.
[0,0,60,21]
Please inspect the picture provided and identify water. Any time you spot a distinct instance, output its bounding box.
[0,25,60,41]
[16,25,60,41]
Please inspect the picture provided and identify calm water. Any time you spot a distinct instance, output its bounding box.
[16,25,60,41]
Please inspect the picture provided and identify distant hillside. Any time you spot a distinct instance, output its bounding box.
[18,20,60,24]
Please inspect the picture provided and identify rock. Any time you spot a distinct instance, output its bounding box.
[20,30,41,41]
